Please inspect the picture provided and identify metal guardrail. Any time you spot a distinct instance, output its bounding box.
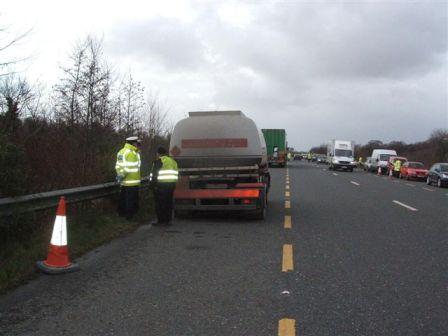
[0,178,149,217]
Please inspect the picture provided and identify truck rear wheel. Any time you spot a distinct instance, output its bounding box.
[253,203,266,220]
[251,191,267,220]
[174,210,190,219]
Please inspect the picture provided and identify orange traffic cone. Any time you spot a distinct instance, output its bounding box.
[36,197,79,274]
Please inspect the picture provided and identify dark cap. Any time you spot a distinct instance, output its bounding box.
[157,147,167,155]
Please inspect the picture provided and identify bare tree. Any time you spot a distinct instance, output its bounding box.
[430,128,448,162]
[54,36,114,128]
[0,75,34,137]
[53,40,87,126]
[79,36,111,128]
[0,26,31,76]
[113,71,145,134]
[143,92,170,139]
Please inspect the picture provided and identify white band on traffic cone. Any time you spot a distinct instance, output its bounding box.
[50,215,67,246]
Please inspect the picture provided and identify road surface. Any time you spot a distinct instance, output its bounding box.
[1,161,447,335]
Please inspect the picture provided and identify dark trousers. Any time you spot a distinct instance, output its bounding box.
[153,183,176,223]
[118,186,139,219]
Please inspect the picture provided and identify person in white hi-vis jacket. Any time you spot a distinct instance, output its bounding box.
[116,136,141,220]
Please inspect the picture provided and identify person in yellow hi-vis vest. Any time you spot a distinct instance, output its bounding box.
[116,136,141,220]
[393,159,402,178]
[150,147,179,226]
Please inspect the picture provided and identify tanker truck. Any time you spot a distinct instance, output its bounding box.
[169,111,270,219]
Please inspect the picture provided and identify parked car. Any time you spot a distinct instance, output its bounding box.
[427,163,448,188]
[399,162,428,180]
[363,157,372,171]
[370,149,397,174]
[293,154,302,160]
[387,156,408,177]
[317,155,327,164]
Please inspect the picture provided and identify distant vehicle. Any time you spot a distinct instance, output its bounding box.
[262,129,287,168]
[387,156,408,177]
[311,155,318,162]
[317,155,327,164]
[170,111,270,219]
[370,149,397,174]
[327,140,356,172]
[399,162,428,180]
[426,163,448,188]
[363,157,372,171]
[293,154,302,161]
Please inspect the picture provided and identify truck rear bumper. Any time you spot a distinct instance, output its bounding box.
[175,204,257,211]
[174,187,263,211]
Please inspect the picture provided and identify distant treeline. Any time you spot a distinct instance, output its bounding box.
[309,129,448,167]
[0,36,171,198]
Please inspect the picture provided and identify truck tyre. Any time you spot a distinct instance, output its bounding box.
[252,191,267,220]
[174,210,189,218]
[253,204,266,220]
[349,168,353,172]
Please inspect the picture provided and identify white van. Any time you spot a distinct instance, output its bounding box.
[370,149,397,174]
[327,140,356,172]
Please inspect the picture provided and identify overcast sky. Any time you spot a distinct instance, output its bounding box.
[2,0,447,150]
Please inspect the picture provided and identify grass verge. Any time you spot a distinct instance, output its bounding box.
[0,190,153,294]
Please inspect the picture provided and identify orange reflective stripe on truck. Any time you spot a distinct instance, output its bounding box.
[174,189,260,199]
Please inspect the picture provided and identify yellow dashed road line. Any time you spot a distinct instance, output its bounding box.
[282,244,293,272]
[284,216,291,229]
[280,172,295,335]
[278,318,296,336]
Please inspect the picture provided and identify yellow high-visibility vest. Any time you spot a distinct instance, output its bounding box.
[115,143,141,186]
[157,156,179,183]
[393,160,402,172]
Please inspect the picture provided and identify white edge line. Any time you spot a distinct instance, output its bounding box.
[333,173,338,176]
[350,181,360,186]
[405,183,415,187]
[393,200,418,212]
[422,187,434,192]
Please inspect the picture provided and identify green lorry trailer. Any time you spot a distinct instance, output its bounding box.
[261,129,287,168]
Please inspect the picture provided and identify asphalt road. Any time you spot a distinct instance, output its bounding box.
[1,161,447,336]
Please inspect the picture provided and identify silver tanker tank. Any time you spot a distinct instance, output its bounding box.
[169,111,267,168]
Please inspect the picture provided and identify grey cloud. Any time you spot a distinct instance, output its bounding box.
[108,18,206,71]
[205,2,446,82]
[104,2,446,150]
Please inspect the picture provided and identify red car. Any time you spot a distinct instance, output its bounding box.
[400,161,428,180]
